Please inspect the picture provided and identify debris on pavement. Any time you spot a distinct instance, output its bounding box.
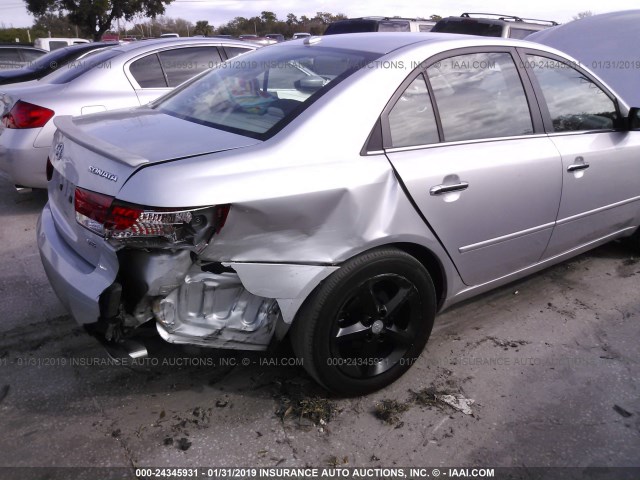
[176,437,192,451]
[439,394,475,415]
[613,405,633,418]
[374,399,409,425]
[0,384,9,404]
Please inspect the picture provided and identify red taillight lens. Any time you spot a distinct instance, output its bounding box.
[73,187,229,246]
[214,204,230,233]
[75,187,114,235]
[105,204,143,231]
[2,100,55,129]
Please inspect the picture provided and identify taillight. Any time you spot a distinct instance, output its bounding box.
[1,100,54,129]
[74,187,230,248]
[75,187,113,235]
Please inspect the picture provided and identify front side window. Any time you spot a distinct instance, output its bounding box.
[156,46,380,138]
[388,75,438,147]
[427,52,533,142]
[526,55,618,132]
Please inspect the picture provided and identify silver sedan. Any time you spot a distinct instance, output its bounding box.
[37,33,640,395]
[0,38,256,189]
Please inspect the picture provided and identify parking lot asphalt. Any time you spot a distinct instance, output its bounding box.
[0,176,638,476]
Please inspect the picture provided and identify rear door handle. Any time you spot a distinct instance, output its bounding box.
[430,181,469,196]
[567,163,590,172]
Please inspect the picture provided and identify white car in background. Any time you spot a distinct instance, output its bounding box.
[34,37,91,51]
[0,38,255,189]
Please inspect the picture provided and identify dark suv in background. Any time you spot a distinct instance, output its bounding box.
[324,17,436,35]
[432,13,557,39]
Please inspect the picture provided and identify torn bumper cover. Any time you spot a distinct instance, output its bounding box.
[38,204,337,350]
[37,204,119,324]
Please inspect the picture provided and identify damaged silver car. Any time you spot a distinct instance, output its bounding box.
[38,33,640,395]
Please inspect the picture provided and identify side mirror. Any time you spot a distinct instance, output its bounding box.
[628,107,640,130]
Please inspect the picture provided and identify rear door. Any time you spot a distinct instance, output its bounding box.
[384,48,563,286]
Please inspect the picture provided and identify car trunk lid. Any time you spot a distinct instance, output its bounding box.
[48,107,260,266]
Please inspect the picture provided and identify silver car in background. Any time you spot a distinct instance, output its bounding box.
[0,38,256,189]
[38,33,640,395]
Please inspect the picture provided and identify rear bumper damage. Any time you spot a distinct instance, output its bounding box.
[38,203,337,350]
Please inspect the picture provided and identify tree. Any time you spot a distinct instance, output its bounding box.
[260,11,277,23]
[24,0,175,41]
[429,15,442,22]
[572,10,594,20]
[32,12,76,37]
[194,20,212,36]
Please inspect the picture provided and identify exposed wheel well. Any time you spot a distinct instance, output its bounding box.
[392,242,447,310]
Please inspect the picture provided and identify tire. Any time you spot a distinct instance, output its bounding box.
[290,247,436,396]
[623,228,640,251]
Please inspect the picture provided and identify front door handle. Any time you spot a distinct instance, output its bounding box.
[567,163,590,172]
[430,181,469,196]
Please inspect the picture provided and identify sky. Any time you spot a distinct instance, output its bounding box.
[0,0,637,30]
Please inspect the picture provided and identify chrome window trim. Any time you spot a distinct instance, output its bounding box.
[381,133,549,154]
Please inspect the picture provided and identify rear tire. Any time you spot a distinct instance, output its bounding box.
[290,247,436,396]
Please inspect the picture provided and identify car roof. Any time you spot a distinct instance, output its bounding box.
[109,37,254,54]
[276,32,538,54]
[0,44,46,50]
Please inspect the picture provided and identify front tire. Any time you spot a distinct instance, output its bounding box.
[290,247,436,396]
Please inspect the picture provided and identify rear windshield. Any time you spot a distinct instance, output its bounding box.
[48,49,121,84]
[432,19,503,37]
[25,46,102,72]
[155,45,380,139]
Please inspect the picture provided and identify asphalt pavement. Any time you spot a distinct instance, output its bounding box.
[0,178,638,477]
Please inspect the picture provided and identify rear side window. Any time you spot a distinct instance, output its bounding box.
[526,55,618,132]
[388,75,439,147]
[130,53,167,88]
[0,49,20,62]
[378,21,410,32]
[325,20,378,34]
[432,20,503,37]
[418,24,434,32]
[427,52,533,142]
[509,28,535,39]
[158,47,222,87]
[21,49,44,62]
[49,41,68,51]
